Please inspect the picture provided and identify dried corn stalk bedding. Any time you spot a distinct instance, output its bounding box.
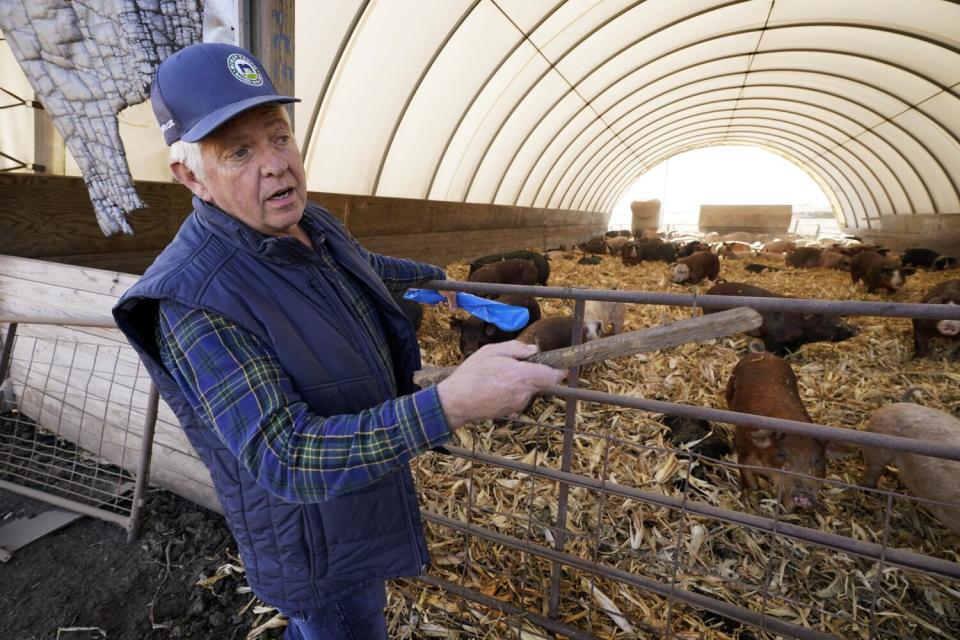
[384,253,960,639]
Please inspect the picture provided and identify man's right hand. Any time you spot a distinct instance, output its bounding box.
[435,341,566,429]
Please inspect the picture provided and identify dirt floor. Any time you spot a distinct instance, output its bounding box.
[0,487,286,640]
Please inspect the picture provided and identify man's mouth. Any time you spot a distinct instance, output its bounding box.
[267,187,294,202]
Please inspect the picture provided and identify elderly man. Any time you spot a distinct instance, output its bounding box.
[113,43,563,639]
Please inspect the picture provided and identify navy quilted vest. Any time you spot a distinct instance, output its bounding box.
[113,197,430,609]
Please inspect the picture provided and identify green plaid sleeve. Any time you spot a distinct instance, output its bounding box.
[156,299,451,503]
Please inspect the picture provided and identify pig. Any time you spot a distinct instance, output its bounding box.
[469,250,549,285]
[467,258,539,287]
[761,239,795,254]
[674,240,711,258]
[934,255,959,270]
[850,251,910,293]
[621,241,642,266]
[721,231,756,243]
[912,279,960,358]
[744,263,781,273]
[583,300,626,341]
[390,291,423,332]
[616,229,632,237]
[450,294,541,357]
[639,238,678,263]
[517,315,580,352]
[716,241,754,259]
[862,402,960,536]
[726,350,826,513]
[580,237,608,254]
[604,229,621,238]
[901,248,941,269]
[578,255,602,265]
[786,247,825,268]
[669,251,720,285]
[703,232,720,243]
[659,414,731,461]
[819,250,852,271]
[606,236,631,254]
[703,282,859,355]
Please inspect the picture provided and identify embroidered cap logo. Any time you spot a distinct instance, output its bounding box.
[226,53,264,86]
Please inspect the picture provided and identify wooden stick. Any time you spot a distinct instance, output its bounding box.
[414,306,763,386]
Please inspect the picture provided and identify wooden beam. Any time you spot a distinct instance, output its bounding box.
[247,0,295,127]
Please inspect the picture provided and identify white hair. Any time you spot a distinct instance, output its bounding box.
[168,104,293,184]
[169,138,206,182]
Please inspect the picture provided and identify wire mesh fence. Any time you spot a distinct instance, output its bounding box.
[0,322,158,538]
[392,280,960,640]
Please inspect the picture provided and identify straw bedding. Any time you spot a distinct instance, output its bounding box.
[385,251,960,639]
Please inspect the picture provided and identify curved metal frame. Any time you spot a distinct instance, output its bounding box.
[301,0,371,160]
[371,1,482,194]
[545,69,951,227]
[538,57,954,220]
[448,23,960,219]
[423,0,570,199]
[581,109,894,218]
[591,127,868,225]
[578,114,886,222]
[600,97,906,213]
[601,135,863,228]
[565,89,925,212]
[301,3,960,230]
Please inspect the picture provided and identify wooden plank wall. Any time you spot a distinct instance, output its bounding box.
[0,174,609,274]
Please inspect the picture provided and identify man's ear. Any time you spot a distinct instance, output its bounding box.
[170,161,211,200]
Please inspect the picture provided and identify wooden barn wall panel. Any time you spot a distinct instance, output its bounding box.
[0,174,608,273]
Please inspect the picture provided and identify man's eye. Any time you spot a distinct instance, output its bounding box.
[231,148,249,159]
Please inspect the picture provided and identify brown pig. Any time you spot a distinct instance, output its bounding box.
[467,258,538,287]
[517,315,580,352]
[580,237,608,254]
[785,247,824,268]
[606,236,631,254]
[850,251,910,293]
[819,250,852,271]
[583,300,626,341]
[669,251,720,285]
[862,401,960,536]
[450,295,541,357]
[912,279,960,358]
[726,350,826,513]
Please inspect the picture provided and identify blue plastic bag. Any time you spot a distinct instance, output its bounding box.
[403,289,530,331]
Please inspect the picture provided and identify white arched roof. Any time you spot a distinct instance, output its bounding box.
[295,0,960,230]
[1,1,957,233]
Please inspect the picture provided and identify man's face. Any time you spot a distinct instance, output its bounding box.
[194,105,307,236]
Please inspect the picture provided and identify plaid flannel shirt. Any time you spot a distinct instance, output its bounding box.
[156,217,451,503]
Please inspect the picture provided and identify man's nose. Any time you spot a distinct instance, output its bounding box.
[260,147,288,176]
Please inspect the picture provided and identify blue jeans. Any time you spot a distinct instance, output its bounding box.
[281,581,388,640]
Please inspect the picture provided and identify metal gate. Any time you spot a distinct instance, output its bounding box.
[0,319,159,542]
[396,280,960,640]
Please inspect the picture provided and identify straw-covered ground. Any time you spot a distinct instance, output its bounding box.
[386,250,960,639]
[1,248,957,640]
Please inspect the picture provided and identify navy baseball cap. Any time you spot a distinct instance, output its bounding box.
[151,42,299,146]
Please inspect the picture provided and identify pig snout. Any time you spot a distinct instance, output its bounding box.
[831,322,860,342]
[937,319,960,336]
[584,320,602,341]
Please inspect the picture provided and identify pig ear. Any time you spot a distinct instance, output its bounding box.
[484,324,497,336]
[748,429,774,448]
[449,318,463,330]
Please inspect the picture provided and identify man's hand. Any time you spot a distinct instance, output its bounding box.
[436,341,566,428]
